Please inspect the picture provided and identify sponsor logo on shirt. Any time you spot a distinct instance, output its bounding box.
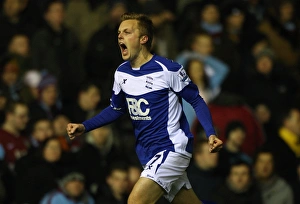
[126,98,152,120]
[178,68,188,82]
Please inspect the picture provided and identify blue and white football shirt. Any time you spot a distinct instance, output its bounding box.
[108,54,215,165]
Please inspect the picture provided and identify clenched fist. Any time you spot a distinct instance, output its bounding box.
[66,123,85,140]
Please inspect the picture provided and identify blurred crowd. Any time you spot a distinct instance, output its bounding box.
[0,0,299,203]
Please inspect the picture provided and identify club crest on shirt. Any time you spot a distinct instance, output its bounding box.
[145,76,153,89]
[178,68,188,82]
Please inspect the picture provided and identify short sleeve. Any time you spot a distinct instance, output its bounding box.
[169,66,191,93]
[111,71,126,110]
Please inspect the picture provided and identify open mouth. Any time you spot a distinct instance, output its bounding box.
[119,43,127,53]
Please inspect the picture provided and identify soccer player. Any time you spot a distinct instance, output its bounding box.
[67,13,223,204]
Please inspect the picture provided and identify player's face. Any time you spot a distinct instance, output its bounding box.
[118,19,143,63]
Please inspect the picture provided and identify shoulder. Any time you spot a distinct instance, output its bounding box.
[153,55,183,72]
[0,129,10,139]
[275,177,293,190]
[40,191,66,204]
[116,61,131,73]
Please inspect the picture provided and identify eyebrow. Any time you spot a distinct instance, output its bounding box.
[118,27,132,33]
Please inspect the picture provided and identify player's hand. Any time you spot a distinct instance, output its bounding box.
[66,123,85,140]
[208,135,223,153]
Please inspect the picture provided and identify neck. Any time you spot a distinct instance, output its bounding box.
[130,49,153,68]
[257,176,271,183]
[257,174,276,186]
[225,142,239,153]
[113,191,123,201]
[49,22,62,32]
[2,122,19,136]
[9,16,19,24]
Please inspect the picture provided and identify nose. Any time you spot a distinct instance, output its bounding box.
[118,32,123,39]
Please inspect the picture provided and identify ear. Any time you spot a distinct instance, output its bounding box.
[140,35,148,45]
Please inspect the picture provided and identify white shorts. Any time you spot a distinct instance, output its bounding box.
[140,150,192,202]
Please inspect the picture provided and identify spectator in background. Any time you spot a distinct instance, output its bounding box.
[242,48,299,121]
[176,32,229,90]
[96,161,129,204]
[187,139,222,203]
[127,163,142,193]
[192,93,265,157]
[14,117,53,179]
[139,0,178,59]
[15,137,75,204]
[215,1,262,94]
[0,101,28,170]
[7,33,31,76]
[253,148,294,204]
[246,0,266,23]
[41,171,95,204]
[64,0,109,50]
[85,0,127,108]
[31,0,84,106]
[27,117,53,153]
[20,69,42,104]
[218,120,252,178]
[199,1,223,44]
[0,158,15,204]
[0,87,9,125]
[213,160,263,204]
[182,57,226,127]
[29,73,61,122]
[253,101,277,142]
[0,54,22,101]
[0,0,36,56]
[175,0,222,50]
[185,59,212,103]
[241,32,269,75]
[76,125,124,197]
[182,0,223,44]
[258,1,300,68]
[269,0,300,50]
[53,114,81,152]
[63,81,101,123]
[264,107,300,184]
